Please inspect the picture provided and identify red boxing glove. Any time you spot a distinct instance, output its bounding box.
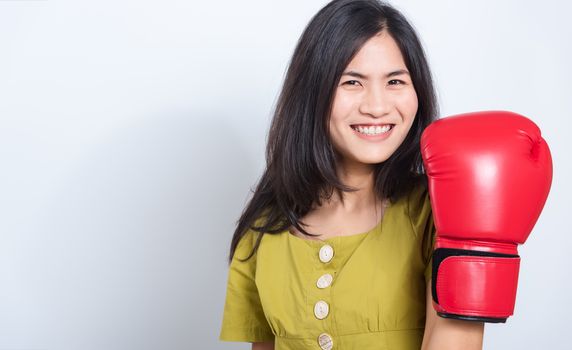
[420,110,553,323]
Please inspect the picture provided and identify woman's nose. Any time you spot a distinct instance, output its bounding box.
[359,86,391,117]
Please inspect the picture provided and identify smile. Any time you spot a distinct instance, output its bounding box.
[350,124,395,141]
[351,124,394,135]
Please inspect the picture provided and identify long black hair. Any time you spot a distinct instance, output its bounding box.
[226,0,439,264]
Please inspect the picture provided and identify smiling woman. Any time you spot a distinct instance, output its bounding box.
[218,0,484,349]
[329,31,418,166]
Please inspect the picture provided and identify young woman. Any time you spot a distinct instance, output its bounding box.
[219,0,484,349]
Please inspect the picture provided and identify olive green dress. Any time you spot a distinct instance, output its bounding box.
[219,183,436,349]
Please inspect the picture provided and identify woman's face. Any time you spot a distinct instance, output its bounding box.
[329,30,418,168]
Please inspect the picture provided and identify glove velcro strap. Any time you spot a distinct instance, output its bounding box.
[432,248,520,322]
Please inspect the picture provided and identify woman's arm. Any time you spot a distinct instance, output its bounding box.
[252,341,274,350]
[421,280,484,350]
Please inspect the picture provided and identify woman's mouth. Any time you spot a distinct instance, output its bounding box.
[350,124,395,140]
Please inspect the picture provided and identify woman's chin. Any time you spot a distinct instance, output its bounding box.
[346,154,391,166]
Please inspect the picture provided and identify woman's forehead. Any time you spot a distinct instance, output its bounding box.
[344,33,407,75]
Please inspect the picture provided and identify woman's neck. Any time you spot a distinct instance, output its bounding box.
[322,162,380,214]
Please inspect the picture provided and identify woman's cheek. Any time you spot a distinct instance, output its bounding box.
[333,91,356,115]
[396,89,419,117]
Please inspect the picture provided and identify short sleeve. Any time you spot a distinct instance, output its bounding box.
[408,183,437,286]
[219,229,274,343]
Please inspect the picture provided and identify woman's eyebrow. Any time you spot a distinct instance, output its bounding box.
[342,69,410,79]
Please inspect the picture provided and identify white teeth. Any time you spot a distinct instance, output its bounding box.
[353,125,392,135]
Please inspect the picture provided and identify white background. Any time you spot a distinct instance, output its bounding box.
[0,0,570,349]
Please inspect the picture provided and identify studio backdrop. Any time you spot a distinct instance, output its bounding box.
[0,0,570,349]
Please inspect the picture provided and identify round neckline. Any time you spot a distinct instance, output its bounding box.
[286,202,390,244]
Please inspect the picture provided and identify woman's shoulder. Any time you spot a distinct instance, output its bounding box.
[234,214,283,259]
[232,217,267,261]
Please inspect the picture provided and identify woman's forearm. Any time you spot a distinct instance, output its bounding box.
[423,318,484,350]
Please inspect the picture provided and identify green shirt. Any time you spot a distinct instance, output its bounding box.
[219,183,436,349]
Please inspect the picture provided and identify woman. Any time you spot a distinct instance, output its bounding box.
[219,0,484,348]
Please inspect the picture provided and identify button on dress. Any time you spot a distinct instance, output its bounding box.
[219,183,436,349]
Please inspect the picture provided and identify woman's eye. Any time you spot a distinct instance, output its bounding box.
[388,79,404,85]
[344,80,361,86]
